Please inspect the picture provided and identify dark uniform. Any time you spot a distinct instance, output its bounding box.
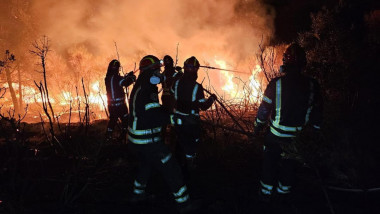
[128,55,190,207]
[254,44,323,200]
[105,59,135,141]
[162,55,183,113]
[173,56,216,168]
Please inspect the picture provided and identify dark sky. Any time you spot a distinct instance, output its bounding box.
[265,0,379,44]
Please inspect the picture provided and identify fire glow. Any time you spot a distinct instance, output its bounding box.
[1,0,275,122]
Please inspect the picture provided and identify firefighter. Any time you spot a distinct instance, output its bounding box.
[128,55,196,212]
[254,43,323,203]
[172,56,217,173]
[105,59,136,143]
[161,55,183,113]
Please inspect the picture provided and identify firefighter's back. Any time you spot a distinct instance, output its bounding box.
[278,73,315,127]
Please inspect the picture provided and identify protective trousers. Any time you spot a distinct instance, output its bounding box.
[106,104,128,137]
[130,141,189,204]
[260,133,298,196]
[175,122,200,158]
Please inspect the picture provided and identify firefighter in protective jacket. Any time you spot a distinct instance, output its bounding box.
[127,55,192,210]
[254,43,323,201]
[162,55,183,113]
[172,56,216,171]
[105,59,136,142]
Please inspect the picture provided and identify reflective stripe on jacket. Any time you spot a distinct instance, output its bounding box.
[255,73,323,137]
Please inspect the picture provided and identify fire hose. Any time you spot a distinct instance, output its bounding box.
[203,88,248,135]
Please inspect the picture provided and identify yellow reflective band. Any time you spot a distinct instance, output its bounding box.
[278,182,291,191]
[260,180,273,190]
[132,87,141,117]
[256,118,266,124]
[276,187,290,194]
[128,127,162,135]
[146,57,155,64]
[270,120,302,132]
[128,135,161,144]
[261,189,271,195]
[192,84,198,102]
[173,186,187,197]
[134,180,144,188]
[161,153,172,164]
[133,189,145,194]
[174,80,179,100]
[270,127,295,138]
[274,79,282,126]
[119,78,125,86]
[170,115,175,124]
[263,95,272,104]
[175,194,189,203]
[145,102,160,111]
[132,118,137,130]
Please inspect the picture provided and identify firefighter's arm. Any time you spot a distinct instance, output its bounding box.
[120,71,136,87]
[173,67,183,80]
[309,80,323,130]
[197,84,216,110]
[254,81,275,134]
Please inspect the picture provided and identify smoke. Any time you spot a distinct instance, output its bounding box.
[30,0,274,69]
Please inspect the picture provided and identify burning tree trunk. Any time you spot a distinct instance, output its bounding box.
[1,50,19,115]
[5,67,19,115]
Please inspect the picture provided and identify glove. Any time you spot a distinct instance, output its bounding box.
[125,71,136,82]
[253,120,264,136]
[210,93,217,101]
[175,66,182,72]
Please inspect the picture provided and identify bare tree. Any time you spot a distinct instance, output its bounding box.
[30,36,56,122]
[257,37,281,82]
[1,50,19,114]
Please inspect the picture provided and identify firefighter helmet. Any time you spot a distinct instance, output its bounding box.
[163,55,174,67]
[107,59,120,74]
[282,43,307,68]
[184,56,200,72]
[139,55,161,72]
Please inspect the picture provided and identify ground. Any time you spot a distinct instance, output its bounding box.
[0,119,379,214]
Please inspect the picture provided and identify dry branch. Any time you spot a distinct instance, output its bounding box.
[30,36,56,122]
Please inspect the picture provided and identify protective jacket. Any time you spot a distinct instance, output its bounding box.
[162,67,183,112]
[105,73,135,107]
[127,64,189,205]
[255,72,322,137]
[105,72,135,141]
[128,79,176,144]
[172,74,214,158]
[172,76,214,117]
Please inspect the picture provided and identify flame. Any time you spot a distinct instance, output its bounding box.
[215,59,263,103]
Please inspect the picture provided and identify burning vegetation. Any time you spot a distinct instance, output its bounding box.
[0,0,380,213]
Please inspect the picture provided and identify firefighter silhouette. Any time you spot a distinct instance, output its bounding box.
[161,55,183,113]
[254,43,323,204]
[105,59,136,142]
[172,56,216,174]
[127,55,198,212]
